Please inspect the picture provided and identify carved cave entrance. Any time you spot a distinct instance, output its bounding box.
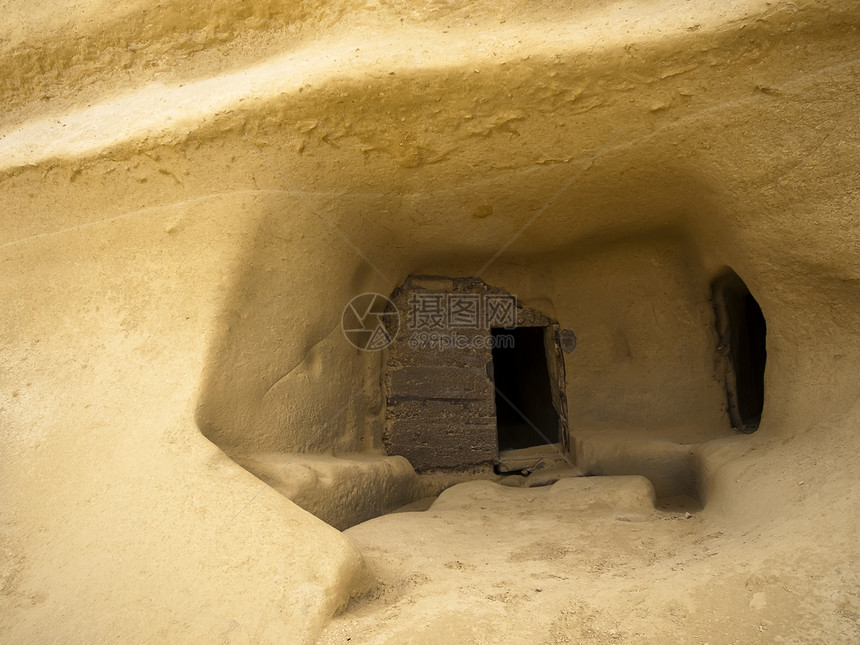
[712,269,767,433]
[492,326,561,451]
[383,276,569,472]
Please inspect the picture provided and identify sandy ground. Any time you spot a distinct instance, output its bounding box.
[320,476,858,644]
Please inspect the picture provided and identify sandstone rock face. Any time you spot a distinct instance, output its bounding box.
[1,1,858,643]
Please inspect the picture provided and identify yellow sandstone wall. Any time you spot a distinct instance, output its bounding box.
[1,0,858,642]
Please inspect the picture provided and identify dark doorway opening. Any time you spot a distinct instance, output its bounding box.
[491,326,560,451]
[712,271,767,433]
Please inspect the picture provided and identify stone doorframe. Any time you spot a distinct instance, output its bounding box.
[382,275,569,471]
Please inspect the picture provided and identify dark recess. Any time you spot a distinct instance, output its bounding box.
[492,326,560,450]
[712,271,767,432]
